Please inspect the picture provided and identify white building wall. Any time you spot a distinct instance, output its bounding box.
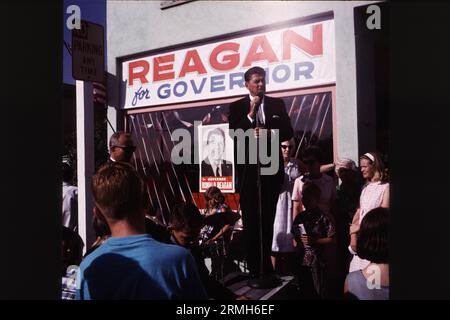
[107,0,379,163]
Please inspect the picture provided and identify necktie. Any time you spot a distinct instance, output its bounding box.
[256,103,264,126]
[215,166,220,177]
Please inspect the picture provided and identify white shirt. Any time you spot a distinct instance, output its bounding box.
[62,182,78,231]
[247,94,265,125]
[207,156,222,176]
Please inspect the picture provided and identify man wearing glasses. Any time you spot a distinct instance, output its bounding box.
[109,131,137,163]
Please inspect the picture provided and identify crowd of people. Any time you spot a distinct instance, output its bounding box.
[62,135,389,301]
[270,138,389,299]
[62,66,390,300]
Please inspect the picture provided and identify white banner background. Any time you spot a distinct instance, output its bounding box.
[121,19,335,109]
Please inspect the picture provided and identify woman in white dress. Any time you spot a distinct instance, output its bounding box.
[349,152,389,272]
[271,138,302,275]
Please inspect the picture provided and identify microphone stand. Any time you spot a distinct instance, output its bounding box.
[247,97,281,289]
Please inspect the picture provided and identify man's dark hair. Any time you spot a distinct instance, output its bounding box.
[169,202,204,233]
[91,162,144,221]
[62,162,73,184]
[109,131,132,150]
[356,207,389,264]
[244,66,266,82]
[301,145,324,164]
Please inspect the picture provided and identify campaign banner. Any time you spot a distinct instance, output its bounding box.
[121,19,335,109]
[198,123,235,193]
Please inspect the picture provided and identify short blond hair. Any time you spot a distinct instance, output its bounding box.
[92,162,144,221]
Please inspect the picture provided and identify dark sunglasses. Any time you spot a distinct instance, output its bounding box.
[114,145,136,152]
[281,145,294,149]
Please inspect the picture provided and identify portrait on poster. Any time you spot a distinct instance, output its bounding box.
[198,123,235,193]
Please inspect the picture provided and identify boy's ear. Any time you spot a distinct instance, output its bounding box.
[93,206,106,221]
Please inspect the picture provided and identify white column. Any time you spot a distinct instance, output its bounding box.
[334,6,361,163]
[106,71,119,146]
[107,106,117,142]
[76,80,96,252]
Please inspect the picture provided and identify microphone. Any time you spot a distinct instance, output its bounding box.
[255,92,264,106]
[253,92,264,111]
[249,92,264,126]
[257,91,264,100]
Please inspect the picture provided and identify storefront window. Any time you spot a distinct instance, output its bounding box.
[126,90,333,222]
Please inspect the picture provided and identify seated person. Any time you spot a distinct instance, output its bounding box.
[166,202,248,300]
[200,187,241,280]
[76,162,206,300]
[201,187,240,245]
[344,207,389,300]
[292,182,335,299]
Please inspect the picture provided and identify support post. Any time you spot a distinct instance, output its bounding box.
[76,80,96,252]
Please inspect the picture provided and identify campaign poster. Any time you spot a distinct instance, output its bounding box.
[198,123,235,193]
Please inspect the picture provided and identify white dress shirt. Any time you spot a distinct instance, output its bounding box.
[208,157,222,176]
[246,94,277,140]
[62,182,78,231]
[247,94,265,125]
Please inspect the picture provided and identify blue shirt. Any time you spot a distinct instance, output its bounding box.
[76,234,207,300]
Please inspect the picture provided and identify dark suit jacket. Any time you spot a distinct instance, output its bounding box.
[201,158,233,177]
[228,95,293,194]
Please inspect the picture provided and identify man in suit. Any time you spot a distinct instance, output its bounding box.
[201,127,233,177]
[228,66,293,282]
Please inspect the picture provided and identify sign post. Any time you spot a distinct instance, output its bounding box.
[72,20,105,83]
[72,20,104,251]
[76,80,96,251]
